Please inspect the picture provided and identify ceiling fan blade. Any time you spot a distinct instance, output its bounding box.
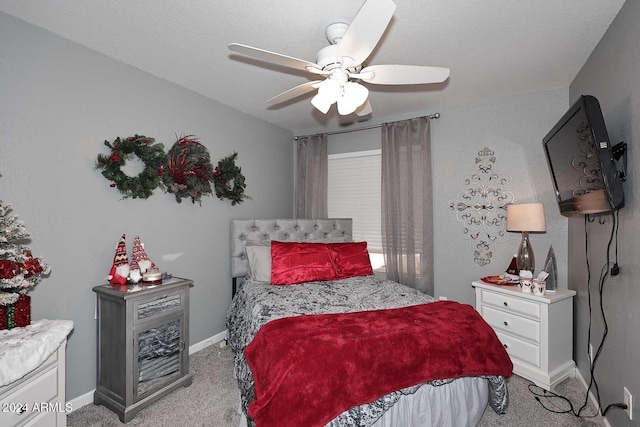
[355,100,373,116]
[229,43,322,73]
[358,64,450,85]
[337,0,396,68]
[267,81,323,106]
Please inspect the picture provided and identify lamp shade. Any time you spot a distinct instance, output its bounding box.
[506,203,546,232]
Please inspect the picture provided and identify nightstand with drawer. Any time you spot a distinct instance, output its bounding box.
[0,320,73,427]
[93,277,193,423]
[472,280,576,391]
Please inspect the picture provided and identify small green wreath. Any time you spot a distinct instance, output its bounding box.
[95,135,166,199]
[213,152,249,206]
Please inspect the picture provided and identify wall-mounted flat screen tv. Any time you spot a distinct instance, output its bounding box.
[542,95,626,217]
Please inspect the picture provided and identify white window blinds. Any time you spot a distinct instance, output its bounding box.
[327,150,382,252]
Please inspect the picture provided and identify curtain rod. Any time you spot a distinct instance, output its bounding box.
[294,112,440,140]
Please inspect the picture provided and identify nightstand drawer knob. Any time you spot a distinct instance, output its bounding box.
[503,321,509,326]
[503,343,508,349]
[503,301,508,306]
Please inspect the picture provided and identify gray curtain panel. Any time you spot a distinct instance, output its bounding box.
[295,134,328,219]
[381,117,434,295]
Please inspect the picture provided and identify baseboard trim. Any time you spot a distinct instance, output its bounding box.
[574,369,610,427]
[67,329,229,414]
[68,390,94,413]
[189,330,228,354]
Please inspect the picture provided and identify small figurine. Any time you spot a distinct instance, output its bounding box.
[107,234,129,285]
[129,236,156,284]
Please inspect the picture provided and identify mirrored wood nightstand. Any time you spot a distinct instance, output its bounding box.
[93,277,193,423]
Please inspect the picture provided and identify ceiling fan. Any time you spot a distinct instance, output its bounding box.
[228,0,450,117]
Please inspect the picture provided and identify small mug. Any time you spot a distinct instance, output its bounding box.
[533,279,546,296]
[520,277,533,293]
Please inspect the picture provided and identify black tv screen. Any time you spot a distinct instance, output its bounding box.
[542,95,625,217]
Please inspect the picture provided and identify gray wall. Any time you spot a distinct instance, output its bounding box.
[315,89,570,306]
[569,0,639,424]
[327,128,381,155]
[432,90,569,304]
[0,12,293,401]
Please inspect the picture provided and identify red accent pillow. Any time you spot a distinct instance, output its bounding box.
[328,242,374,279]
[270,241,337,285]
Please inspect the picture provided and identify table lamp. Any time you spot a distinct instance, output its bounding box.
[506,203,546,273]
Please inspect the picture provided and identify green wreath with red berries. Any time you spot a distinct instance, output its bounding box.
[95,135,166,199]
[213,152,249,206]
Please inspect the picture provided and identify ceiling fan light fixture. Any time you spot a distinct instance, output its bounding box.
[229,0,450,118]
[311,93,333,114]
[337,96,356,116]
[311,79,341,114]
[345,81,369,105]
[336,82,369,115]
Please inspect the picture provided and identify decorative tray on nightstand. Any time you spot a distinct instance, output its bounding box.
[480,275,519,286]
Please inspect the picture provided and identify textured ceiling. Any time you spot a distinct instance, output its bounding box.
[0,0,625,134]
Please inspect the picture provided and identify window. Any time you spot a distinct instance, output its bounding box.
[327,150,384,270]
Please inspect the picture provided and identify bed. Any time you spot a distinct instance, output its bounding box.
[226,218,512,427]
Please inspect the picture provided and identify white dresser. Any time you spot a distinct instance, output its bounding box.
[472,281,576,391]
[0,320,73,427]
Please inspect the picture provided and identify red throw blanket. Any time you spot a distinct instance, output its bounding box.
[245,301,513,427]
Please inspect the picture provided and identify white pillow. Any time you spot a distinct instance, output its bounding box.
[246,245,272,282]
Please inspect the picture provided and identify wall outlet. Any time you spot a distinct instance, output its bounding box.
[624,387,633,420]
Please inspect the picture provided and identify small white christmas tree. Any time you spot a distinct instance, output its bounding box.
[0,201,50,306]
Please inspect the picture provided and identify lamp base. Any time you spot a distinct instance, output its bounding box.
[516,231,535,273]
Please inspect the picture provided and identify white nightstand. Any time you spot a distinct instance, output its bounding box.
[0,320,73,427]
[472,281,576,391]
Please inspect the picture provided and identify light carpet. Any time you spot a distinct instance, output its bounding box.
[68,344,602,427]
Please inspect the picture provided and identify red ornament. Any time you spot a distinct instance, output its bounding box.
[22,252,43,278]
[108,152,123,165]
[0,260,19,279]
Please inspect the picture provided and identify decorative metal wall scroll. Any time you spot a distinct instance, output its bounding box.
[449,147,514,266]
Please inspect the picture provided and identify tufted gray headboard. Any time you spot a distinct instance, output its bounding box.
[230,218,353,280]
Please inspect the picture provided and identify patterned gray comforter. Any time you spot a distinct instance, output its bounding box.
[226,275,509,426]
